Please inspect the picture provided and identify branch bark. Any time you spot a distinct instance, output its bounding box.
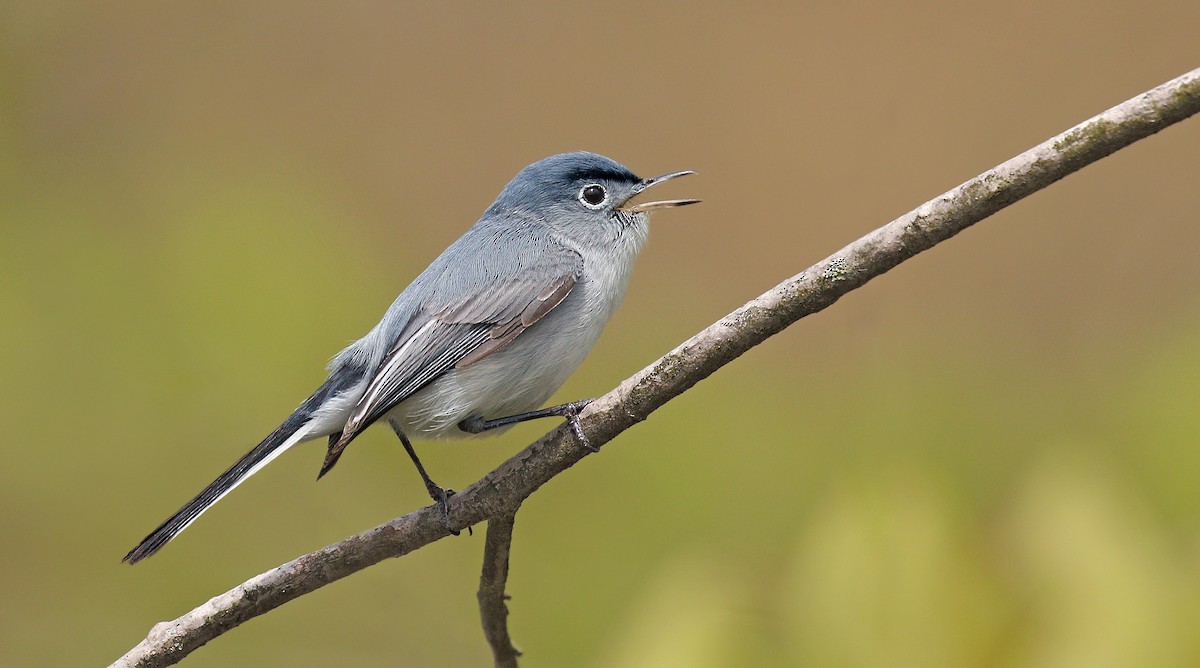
[478,513,522,668]
[111,67,1200,668]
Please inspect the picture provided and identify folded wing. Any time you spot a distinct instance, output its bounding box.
[319,235,583,476]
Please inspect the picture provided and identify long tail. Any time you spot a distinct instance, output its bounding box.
[123,370,358,564]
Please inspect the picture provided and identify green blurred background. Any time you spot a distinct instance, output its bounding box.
[3,2,1199,666]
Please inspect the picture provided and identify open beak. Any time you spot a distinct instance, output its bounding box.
[620,170,700,213]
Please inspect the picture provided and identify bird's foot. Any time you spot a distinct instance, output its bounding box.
[425,483,459,536]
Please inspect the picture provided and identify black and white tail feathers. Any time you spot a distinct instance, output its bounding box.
[123,368,361,564]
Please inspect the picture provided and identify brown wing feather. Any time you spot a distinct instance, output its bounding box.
[453,273,576,369]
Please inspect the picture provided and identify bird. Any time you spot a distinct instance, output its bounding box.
[123,151,698,564]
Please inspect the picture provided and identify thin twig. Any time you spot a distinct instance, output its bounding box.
[111,67,1200,668]
[478,513,521,668]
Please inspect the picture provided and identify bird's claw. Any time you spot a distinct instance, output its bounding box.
[427,484,459,535]
[564,399,597,453]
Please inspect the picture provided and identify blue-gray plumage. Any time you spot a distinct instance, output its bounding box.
[124,151,698,563]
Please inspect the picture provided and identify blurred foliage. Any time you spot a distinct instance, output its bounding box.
[2,2,1199,667]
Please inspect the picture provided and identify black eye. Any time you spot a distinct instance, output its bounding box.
[579,184,607,208]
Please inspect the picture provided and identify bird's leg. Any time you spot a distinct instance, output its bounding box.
[388,418,458,535]
[458,399,597,452]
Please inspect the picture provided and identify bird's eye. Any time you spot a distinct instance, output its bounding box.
[578,184,608,209]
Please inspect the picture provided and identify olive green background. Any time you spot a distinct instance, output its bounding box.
[3,3,1199,666]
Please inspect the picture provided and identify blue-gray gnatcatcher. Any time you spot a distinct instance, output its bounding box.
[124,151,698,563]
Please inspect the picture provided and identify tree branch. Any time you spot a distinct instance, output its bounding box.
[111,67,1200,668]
[478,513,522,668]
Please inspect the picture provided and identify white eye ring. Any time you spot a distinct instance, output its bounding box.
[578,183,608,209]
